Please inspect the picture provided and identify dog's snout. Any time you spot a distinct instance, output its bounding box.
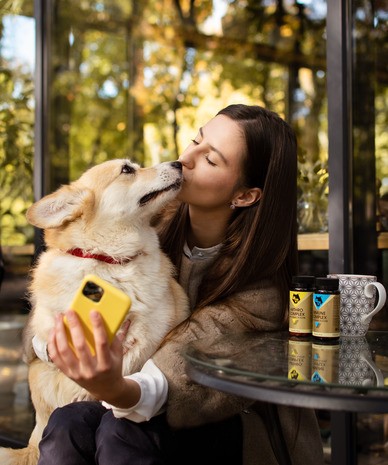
[170,161,182,171]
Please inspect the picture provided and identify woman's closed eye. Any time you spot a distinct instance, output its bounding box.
[190,136,217,166]
[205,155,217,166]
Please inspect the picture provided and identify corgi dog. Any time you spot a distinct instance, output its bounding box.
[0,159,189,465]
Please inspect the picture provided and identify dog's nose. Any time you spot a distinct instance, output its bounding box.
[171,161,182,171]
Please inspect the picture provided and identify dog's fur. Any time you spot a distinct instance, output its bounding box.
[0,159,189,465]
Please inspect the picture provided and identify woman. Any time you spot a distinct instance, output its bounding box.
[36,104,324,464]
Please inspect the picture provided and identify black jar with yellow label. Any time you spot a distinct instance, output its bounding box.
[289,275,315,336]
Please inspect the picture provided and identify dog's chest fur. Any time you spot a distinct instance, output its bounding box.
[27,244,184,374]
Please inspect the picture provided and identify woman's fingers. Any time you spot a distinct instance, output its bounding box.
[90,310,111,368]
[62,310,93,364]
[47,314,78,370]
[48,311,95,382]
[46,310,125,400]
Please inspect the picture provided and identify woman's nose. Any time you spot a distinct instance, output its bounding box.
[178,152,194,169]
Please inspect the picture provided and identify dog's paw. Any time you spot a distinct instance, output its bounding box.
[72,389,95,403]
[122,335,137,355]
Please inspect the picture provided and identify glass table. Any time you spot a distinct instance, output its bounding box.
[184,331,388,465]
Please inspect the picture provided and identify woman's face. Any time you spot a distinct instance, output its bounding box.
[178,114,246,210]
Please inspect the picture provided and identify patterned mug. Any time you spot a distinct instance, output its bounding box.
[327,274,386,336]
[339,337,384,386]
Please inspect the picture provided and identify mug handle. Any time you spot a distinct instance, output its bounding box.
[361,282,387,324]
[360,354,385,387]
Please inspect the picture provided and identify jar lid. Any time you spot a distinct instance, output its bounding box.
[292,275,315,287]
[315,277,339,291]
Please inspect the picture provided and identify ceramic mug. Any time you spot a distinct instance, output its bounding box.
[339,337,384,386]
[327,274,387,336]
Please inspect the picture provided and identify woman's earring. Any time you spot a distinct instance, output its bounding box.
[230,203,236,210]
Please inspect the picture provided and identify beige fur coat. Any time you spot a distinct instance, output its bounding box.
[152,255,324,465]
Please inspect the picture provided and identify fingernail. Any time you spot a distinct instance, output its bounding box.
[90,310,99,320]
[65,310,76,322]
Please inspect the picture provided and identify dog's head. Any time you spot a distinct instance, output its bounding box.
[26,159,182,247]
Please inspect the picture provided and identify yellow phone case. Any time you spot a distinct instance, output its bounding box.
[64,274,132,356]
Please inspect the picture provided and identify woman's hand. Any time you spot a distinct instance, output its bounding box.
[48,310,140,408]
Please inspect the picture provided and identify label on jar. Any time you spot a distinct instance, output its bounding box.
[311,343,339,383]
[312,293,340,338]
[289,291,313,334]
[288,339,312,381]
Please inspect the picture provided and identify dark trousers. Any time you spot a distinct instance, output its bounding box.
[37,401,243,465]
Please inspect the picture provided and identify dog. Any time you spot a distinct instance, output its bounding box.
[0,159,189,465]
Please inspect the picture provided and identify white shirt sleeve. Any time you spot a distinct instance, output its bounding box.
[102,359,168,423]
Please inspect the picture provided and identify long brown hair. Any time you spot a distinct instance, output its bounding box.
[158,104,298,315]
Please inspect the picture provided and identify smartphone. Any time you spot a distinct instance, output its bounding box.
[64,274,132,356]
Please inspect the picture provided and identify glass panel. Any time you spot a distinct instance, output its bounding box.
[351,1,388,270]
[47,1,135,187]
[0,0,36,447]
[354,3,388,461]
[375,2,388,229]
[46,0,328,235]
[372,0,388,323]
[0,0,35,313]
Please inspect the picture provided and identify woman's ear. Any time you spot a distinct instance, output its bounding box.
[233,187,262,208]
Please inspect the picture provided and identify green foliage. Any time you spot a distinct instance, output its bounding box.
[6,0,388,246]
[0,52,34,245]
[0,0,330,247]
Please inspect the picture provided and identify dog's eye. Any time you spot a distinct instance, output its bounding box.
[121,164,135,174]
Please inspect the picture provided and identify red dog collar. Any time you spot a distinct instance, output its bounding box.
[66,248,136,265]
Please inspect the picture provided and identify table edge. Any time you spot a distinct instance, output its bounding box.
[186,363,388,413]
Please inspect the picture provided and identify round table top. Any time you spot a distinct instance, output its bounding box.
[184,331,388,412]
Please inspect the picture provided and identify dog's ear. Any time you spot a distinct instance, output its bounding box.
[26,185,94,229]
